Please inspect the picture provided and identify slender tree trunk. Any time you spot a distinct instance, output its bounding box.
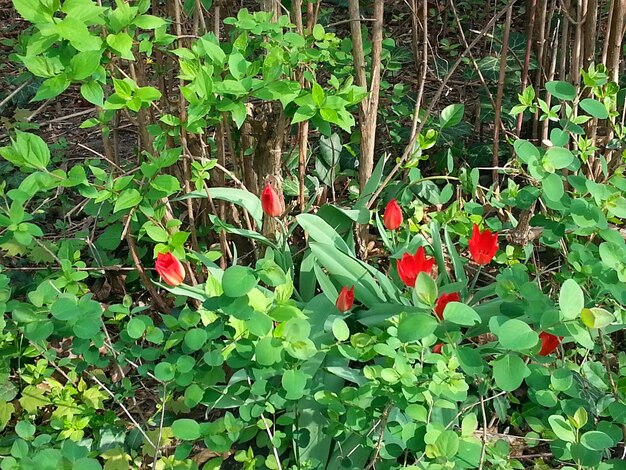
[348,0,385,257]
[607,0,626,83]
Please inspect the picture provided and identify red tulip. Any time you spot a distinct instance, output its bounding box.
[383,199,403,230]
[155,251,185,286]
[432,343,444,354]
[538,332,563,356]
[468,224,498,265]
[336,285,355,312]
[261,182,282,217]
[396,246,435,287]
[434,292,461,320]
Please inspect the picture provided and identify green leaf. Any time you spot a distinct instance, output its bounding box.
[492,353,528,391]
[492,318,538,351]
[443,302,481,326]
[332,318,350,341]
[181,188,263,227]
[397,313,437,342]
[154,362,175,382]
[221,266,257,297]
[13,0,53,23]
[106,32,135,60]
[281,369,307,400]
[32,74,71,101]
[580,431,613,451]
[579,98,608,119]
[133,14,167,29]
[292,105,316,124]
[548,415,576,442]
[413,272,437,306]
[309,242,386,307]
[544,146,574,170]
[80,82,104,106]
[69,50,103,80]
[201,38,226,65]
[296,214,351,254]
[580,307,614,329]
[559,279,584,320]
[255,337,282,365]
[542,173,564,201]
[172,419,201,440]
[127,317,146,339]
[313,24,325,41]
[514,139,540,164]
[51,297,79,321]
[150,175,181,194]
[18,55,64,78]
[546,81,576,101]
[184,328,207,351]
[113,189,142,213]
[440,103,464,128]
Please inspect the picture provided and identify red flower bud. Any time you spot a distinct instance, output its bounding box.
[434,292,461,320]
[261,182,282,217]
[468,224,499,265]
[336,285,355,312]
[383,199,403,230]
[396,246,435,287]
[538,332,563,356]
[155,252,185,287]
[432,343,444,354]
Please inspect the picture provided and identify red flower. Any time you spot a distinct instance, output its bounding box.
[155,252,185,287]
[396,246,435,287]
[432,343,444,354]
[468,224,498,265]
[434,292,461,320]
[261,182,282,217]
[538,332,563,356]
[383,199,403,230]
[336,285,355,312]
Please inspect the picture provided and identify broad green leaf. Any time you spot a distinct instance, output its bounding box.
[443,302,481,326]
[80,81,104,106]
[297,214,351,254]
[580,431,613,451]
[133,14,167,29]
[13,0,53,23]
[543,146,574,170]
[282,369,307,400]
[113,189,142,213]
[545,81,576,101]
[397,313,437,342]
[172,419,200,440]
[221,266,257,298]
[542,172,564,201]
[440,103,464,129]
[332,318,350,341]
[548,415,576,442]
[310,242,386,307]
[32,74,71,101]
[514,139,540,164]
[579,98,608,119]
[559,279,584,320]
[580,307,614,329]
[106,32,135,60]
[413,272,438,306]
[69,50,102,80]
[181,188,263,227]
[493,318,538,351]
[492,353,528,391]
[184,328,208,351]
